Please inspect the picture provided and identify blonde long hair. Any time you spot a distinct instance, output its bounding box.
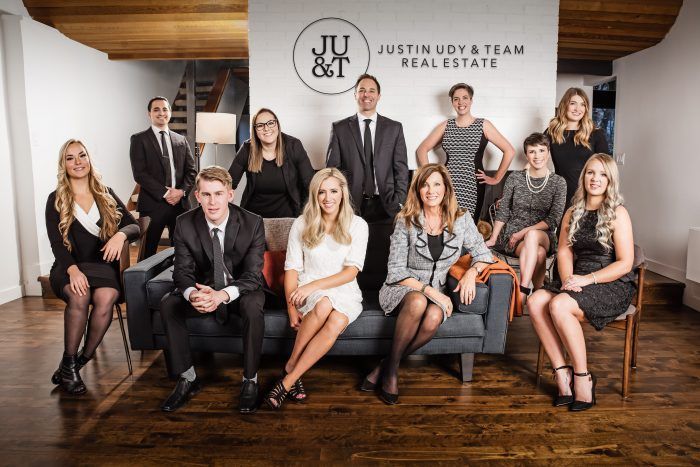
[55,139,122,251]
[547,87,595,149]
[248,108,284,173]
[397,163,465,233]
[567,153,622,251]
[301,168,354,248]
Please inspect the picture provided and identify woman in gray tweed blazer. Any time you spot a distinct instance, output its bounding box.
[361,164,494,404]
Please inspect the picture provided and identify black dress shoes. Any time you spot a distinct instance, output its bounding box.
[239,380,259,414]
[160,378,201,412]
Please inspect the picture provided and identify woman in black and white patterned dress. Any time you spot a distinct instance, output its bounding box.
[416,83,515,221]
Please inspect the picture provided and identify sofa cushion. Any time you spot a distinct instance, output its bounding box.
[263,217,295,252]
[146,268,487,341]
[147,266,176,310]
[263,250,286,296]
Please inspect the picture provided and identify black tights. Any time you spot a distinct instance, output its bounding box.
[381,292,444,394]
[62,286,119,358]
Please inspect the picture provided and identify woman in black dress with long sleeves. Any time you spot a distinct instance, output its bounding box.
[546,88,609,207]
[229,108,315,218]
[46,139,139,395]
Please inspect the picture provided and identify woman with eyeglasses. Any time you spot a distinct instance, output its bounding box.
[228,108,315,218]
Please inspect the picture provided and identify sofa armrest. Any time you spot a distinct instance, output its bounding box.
[481,273,513,353]
[124,248,175,349]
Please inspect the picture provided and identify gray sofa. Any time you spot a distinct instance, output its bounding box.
[124,221,513,382]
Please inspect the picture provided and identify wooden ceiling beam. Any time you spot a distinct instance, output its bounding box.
[558,10,678,25]
[108,50,249,60]
[559,0,683,16]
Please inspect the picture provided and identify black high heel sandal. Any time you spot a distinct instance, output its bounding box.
[570,371,597,412]
[282,370,306,402]
[264,380,289,410]
[552,365,574,407]
[360,360,385,392]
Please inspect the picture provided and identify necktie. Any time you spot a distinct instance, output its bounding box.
[363,118,376,196]
[211,228,227,324]
[160,130,174,188]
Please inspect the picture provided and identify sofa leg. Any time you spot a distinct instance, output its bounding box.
[459,353,474,383]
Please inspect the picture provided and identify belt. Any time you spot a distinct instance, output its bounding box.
[362,194,380,200]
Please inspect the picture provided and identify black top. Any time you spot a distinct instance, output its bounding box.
[229,132,315,217]
[427,233,445,261]
[245,159,295,218]
[45,188,140,297]
[546,128,609,205]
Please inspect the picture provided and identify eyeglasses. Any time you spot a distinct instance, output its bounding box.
[254,119,278,131]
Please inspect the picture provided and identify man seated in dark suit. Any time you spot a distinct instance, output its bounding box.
[326,74,408,221]
[159,166,266,414]
[130,96,197,259]
[326,74,409,286]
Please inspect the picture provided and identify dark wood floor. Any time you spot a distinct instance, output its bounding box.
[1,298,699,465]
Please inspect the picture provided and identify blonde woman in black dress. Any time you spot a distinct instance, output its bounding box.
[528,154,634,411]
[46,139,139,394]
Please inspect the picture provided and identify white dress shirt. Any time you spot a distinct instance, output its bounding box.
[151,125,176,189]
[183,210,240,304]
[356,112,379,195]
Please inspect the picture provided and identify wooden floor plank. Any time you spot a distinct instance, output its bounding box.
[0,297,699,464]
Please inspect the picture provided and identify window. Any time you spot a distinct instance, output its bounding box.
[592,79,616,154]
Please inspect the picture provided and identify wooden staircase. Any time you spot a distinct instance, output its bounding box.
[169,81,211,139]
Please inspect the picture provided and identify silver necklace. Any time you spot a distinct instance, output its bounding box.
[525,168,550,193]
[424,212,443,235]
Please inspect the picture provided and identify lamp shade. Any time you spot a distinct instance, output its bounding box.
[195,112,236,144]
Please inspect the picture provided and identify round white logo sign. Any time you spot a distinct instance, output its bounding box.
[293,18,370,95]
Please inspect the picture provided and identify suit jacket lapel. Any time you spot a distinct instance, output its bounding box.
[439,229,459,261]
[195,209,213,263]
[170,132,182,176]
[224,205,240,272]
[414,213,433,262]
[374,114,385,166]
[347,115,366,165]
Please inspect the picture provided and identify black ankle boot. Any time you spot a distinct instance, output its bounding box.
[52,349,92,385]
[58,354,87,395]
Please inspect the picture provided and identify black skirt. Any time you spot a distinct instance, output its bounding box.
[50,262,120,302]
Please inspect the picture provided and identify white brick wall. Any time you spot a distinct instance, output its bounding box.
[250,0,559,169]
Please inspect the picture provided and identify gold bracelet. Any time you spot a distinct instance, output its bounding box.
[420,284,428,293]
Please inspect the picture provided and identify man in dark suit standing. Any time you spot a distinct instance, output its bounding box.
[326,74,408,221]
[130,96,197,259]
[159,166,266,414]
[326,74,408,286]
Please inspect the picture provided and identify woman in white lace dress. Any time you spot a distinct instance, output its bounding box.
[264,168,368,410]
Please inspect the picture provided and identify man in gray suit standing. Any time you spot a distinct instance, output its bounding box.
[326,74,408,222]
[326,74,409,286]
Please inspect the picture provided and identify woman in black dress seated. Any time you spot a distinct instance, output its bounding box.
[546,88,609,207]
[47,139,139,394]
[229,108,315,218]
[528,154,635,411]
[485,133,566,302]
